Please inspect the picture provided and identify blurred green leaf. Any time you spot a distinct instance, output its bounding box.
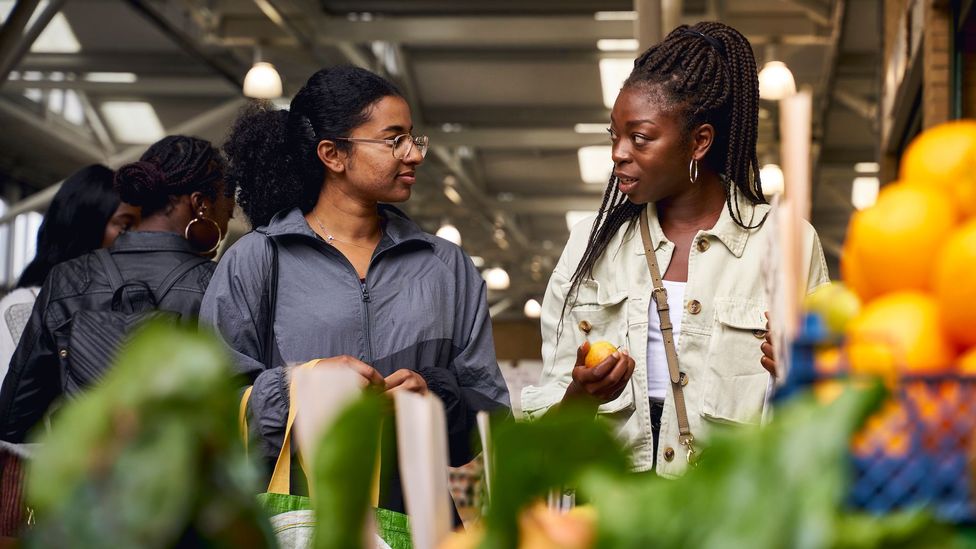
[311,389,389,549]
[479,401,630,549]
[25,321,274,548]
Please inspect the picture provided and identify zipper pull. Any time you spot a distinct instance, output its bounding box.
[361,280,370,302]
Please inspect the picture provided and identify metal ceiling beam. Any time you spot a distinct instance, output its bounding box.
[427,128,610,150]
[220,16,634,47]
[0,98,245,224]
[3,77,238,96]
[18,52,214,75]
[0,0,66,86]
[125,0,247,88]
[0,97,104,163]
[780,0,832,26]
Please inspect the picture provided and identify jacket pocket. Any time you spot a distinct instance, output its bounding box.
[564,279,628,348]
[700,298,769,425]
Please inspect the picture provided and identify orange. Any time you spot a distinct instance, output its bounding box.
[584,341,617,368]
[846,291,956,377]
[842,184,958,302]
[851,399,909,458]
[959,348,976,375]
[900,120,976,218]
[934,220,976,349]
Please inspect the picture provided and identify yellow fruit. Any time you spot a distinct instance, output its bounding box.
[519,502,595,549]
[584,341,617,369]
[959,348,976,375]
[934,220,976,349]
[846,291,956,377]
[900,120,976,218]
[803,282,861,335]
[842,184,958,302]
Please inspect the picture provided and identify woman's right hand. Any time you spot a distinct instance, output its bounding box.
[312,355,385,387]
[563,341,635,403]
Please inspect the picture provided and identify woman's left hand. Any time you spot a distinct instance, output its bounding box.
[384,369,428,395]
[760,311,777,378]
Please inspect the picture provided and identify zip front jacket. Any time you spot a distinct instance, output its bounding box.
[200,206,510,467]
[521,199,829,478]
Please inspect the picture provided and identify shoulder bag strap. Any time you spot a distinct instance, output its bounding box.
[94,248,125,291]
[264,234,280,369]
[638,206,698,465]
[154,256,211,302]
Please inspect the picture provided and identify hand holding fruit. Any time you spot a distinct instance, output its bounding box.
[564,340,635,403]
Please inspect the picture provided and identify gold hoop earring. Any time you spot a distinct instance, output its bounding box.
[185,209,222,254]
[689,158,699,185]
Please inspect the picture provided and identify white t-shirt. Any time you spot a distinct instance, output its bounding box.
[646,280,686,400]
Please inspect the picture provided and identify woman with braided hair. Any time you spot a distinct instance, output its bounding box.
[0,135,235,441]
[522,22,828,476]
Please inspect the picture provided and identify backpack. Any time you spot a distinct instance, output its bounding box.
[56,248,209,396]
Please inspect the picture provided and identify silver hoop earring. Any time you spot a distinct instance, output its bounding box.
[689,158,699,185]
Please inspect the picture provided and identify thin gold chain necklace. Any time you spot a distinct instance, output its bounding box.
[311,214,375,250]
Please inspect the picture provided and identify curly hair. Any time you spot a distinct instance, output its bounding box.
[563,22,765,321]
[223,66,403,228]
[114,135,228,217]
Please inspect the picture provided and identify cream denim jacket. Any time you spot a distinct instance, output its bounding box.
[521,200,829,478]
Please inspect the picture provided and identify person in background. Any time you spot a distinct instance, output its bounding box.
[0,165,140,383]
[521,22,828,477]
[0,136,235,441]
[202,66,510,513]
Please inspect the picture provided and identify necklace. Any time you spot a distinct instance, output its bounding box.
[311,214,375,250]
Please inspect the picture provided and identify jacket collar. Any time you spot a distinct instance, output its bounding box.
[110,230,201,254]
[260,205,435,248]
[631,193,770,258]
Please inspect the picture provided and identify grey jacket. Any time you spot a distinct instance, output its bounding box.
[200,206,510,466]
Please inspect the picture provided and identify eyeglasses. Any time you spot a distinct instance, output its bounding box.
[329,134,429,160]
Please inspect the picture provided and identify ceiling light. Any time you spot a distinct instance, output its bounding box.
[599,58,631,109]
[759,164,785,197]
[854,162,880,173]
[483,267,510,291]
[100,101,164,144]
[84,72,137,83]
[565,210,596,231]
[469,255,485,268]
[758,61,796,100]
[436,223,462,246]
[597,39,639,52]
[574,123,608,134]
[243,62,283,99]
[523,299,542,319]
[444,185,462,205]
[851,177,880,210]
[578,146,612,184]
[594,11,637,20]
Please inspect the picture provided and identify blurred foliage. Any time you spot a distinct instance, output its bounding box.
[25,322,275,548]
[484,384,976,549]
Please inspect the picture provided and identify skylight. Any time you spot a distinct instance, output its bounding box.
[0,1,81,53]
[100,101,165,144]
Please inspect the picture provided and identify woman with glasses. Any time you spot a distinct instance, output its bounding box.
[201,66,510,511]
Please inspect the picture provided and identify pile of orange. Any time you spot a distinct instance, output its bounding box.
[838,120,976,456]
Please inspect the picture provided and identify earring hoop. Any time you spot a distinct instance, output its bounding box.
[689,158,699,185]
[184,213,222,255]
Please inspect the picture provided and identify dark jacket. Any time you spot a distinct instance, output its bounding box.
[0,231,216,441]
[200,206,510,468]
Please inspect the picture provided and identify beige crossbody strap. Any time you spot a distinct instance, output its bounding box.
[639,207,698,465]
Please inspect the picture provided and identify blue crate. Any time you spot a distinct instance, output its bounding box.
[781,314,976,524]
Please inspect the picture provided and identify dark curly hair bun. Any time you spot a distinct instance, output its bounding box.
[114,160,167,208]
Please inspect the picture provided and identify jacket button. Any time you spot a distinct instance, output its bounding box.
[664,447,675,462]
[59,349,68,358]
[753,329,767,339]
[696,238,710,252]
[679,372,689,386]
[687,300,702,315]
[578,320,592,334]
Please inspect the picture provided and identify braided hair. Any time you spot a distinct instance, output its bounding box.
[563,22,765,320]
[223,66,403,228]
[114,135,229,217]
